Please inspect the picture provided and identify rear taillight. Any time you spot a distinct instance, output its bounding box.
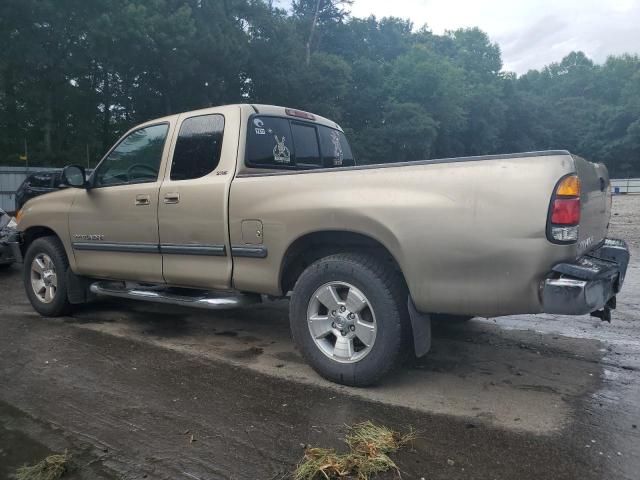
[548,174,580,243]
[551,198,580,224]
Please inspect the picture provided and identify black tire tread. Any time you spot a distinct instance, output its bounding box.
[23,235,72,317]
[290,252,411,386]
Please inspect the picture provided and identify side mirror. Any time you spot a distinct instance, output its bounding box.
[61,165,87,188]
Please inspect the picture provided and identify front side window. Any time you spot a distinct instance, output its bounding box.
[171,114,225,181]
[94,124,168,187]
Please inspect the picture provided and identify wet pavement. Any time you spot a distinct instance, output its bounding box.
[0,195,638,479]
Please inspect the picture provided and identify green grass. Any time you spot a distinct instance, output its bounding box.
[294,422,416,480]
[15,452,70,480]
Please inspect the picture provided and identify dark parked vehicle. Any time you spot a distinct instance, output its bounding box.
[0,208,17,268]
[15,169,62,211]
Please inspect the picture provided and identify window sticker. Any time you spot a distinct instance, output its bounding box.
[330,130,344,166]
[273,135,291,163]
[253,118,266,135]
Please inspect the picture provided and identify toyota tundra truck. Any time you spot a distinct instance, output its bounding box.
[9,104,629,386]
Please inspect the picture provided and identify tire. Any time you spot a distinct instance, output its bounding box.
[289,253,411,386]
[23,236,72,317]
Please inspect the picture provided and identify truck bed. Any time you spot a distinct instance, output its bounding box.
[230,150,610,317]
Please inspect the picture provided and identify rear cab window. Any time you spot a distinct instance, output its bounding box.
[171,114,225,180]
[318,127,354,167]
[247,117,293,167]
[246,115,354,170]
[291,123,322,167]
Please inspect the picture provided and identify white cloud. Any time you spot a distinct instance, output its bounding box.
[348,0,640,73]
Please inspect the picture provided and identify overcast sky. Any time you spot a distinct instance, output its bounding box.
[284,0,640,74]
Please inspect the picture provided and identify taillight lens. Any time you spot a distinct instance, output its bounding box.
[556,175,580,196]
[551,198,580,225]
[548,174,580,243]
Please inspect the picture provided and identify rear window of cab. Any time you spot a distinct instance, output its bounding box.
[246,116,354,169]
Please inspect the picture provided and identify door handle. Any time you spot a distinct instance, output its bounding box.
[135,194,150,206]
[163,192,180,204]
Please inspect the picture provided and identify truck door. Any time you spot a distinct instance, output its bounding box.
[68,122,171,282]
[158,110,236,289]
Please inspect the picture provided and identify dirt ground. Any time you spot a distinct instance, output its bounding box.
[0,195,638,479]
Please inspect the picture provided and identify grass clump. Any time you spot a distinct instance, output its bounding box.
[295,421,415,480]
[295,448,356,479]
[15,452,70,480]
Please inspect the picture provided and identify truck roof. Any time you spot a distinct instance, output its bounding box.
[249,104,342,131]
[133,104,343,132]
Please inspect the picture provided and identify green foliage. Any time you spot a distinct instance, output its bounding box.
[0,0,638,176]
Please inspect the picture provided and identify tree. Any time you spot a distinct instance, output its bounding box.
[292,0,352,64]
[0,2,638,177]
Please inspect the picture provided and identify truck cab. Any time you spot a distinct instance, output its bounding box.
[17,105,351,289]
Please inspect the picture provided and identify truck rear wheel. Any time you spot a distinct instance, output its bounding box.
[23,236,72,317]
[289,253,411,386]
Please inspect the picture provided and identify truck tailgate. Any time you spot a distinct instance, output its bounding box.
[573,155,611,255]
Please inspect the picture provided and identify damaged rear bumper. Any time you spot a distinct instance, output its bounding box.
[542,238,629,316]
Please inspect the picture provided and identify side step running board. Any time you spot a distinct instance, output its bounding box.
[89,281,261,310]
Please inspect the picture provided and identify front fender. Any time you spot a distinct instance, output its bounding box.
[17,189,78,270]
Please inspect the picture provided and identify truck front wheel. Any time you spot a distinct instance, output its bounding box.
[289,253,411,386]
[23,236,72,317]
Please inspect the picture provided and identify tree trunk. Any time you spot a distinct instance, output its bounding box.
[164,83,173,115]
[101,70,111,152]
[163,65,173,115]
[305,0,322,66]
[43,89,53,155]
[3,67,19,152]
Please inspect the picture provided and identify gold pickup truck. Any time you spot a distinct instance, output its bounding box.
[9,104,629,386]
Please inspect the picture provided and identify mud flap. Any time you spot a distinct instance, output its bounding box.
[66,269,93,304]
[408,297,432,357]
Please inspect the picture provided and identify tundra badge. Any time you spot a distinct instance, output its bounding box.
[74,234,105,241]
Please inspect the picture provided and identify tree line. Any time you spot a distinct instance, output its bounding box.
[1,0,638,177]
